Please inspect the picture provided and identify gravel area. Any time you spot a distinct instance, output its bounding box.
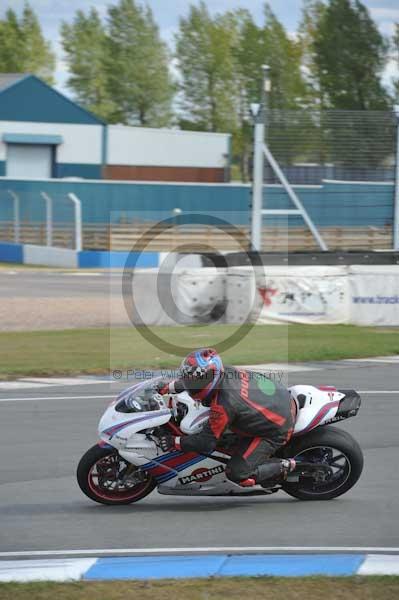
[0,296,132,330]
[0,271,132,330]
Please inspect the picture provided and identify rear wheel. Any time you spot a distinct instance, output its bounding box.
[281,426,363,500]
[77,444,156,505]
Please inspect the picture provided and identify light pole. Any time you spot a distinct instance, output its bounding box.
[393,106,399,251]
[251,65,271,252]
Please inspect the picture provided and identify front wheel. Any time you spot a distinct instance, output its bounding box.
[77,444,157,505]
[281,426,364,501]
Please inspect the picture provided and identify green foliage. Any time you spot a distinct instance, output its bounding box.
[0,3,55,84]
[176,3,311,180]
[175,1,238,132]
[62,0,174,126]
[393,24,399,103]
[312,0,391,109]
[105,0,174,126]
[298,0,327,97]
[61,9,113,121]
[262,4,310,110]
[234,4,311,179]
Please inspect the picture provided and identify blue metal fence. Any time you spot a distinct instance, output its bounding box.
[0,178,394,228]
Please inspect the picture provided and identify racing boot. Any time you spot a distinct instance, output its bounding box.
[254,458,296,487]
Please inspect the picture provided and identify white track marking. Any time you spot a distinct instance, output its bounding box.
[0,377,109,391]
[68,272,103,276]
[0,382,52,391]
[238,364,323,373]
[0,395,114,403]
[343,356,399,364]
[0,391,398,403]
[358,554,399,575]
[1,547,399,559]
[358,391,398,394]
[0,558,97,582]
[20,377,110,385]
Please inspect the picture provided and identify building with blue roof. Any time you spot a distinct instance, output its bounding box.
[0,73,105,179]
[0,74,230,182]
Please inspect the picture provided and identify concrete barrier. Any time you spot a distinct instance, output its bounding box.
[23,244,78,268]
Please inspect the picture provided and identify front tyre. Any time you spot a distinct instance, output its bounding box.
[282,426,364,501]
[77,444,156,505]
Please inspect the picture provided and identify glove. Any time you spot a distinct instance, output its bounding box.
[158,433,177,453]
[154,380,185,395]
[154,380,170,395]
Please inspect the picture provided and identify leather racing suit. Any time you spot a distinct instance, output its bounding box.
[168,366,297,485]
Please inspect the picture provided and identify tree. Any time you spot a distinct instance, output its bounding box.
[261,4,310,110]
[298,0,327,98]
[393,23,399,103]
[176,1,238,132]
[312,0,390,110]
[231,4,311,180]
[0,3,54,83]
[0,9,25,72]
[20,3,55,83]
[176,3,310,180]
[105,0,174,126]
[61,9,113,120]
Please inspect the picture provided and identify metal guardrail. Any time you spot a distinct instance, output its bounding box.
[0,222,392,251]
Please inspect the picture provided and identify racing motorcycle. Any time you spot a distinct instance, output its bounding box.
[77,377,363,504]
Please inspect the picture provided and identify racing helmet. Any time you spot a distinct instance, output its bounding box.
[180,348,223,401]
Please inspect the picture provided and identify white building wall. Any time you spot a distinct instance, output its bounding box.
[0,121,103,164]
[107,125,230,168]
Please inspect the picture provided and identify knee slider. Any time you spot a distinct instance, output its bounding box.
[225,463,249,484]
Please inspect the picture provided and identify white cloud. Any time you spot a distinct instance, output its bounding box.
[369,8,399,21]
[370,6,399,35]
[382,58,399,90]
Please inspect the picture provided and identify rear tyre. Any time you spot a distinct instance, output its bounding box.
[77,444,156,505]
[281,426,363,501]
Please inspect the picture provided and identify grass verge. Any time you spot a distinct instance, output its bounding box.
[0,324,398,379]
[0,577,398,600]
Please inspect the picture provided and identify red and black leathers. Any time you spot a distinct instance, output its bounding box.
[173,366,296,483]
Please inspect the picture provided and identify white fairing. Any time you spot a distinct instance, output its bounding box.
[98,378,171,453]
[177,391,211,434]
[289,385,345,435]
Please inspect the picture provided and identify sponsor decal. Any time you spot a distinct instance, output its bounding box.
[240,369,249,401]
[322,415,346,425]
[178,465,224,485]
[353,295,399,304]
[258,286,278,307]
[255,374,276,396]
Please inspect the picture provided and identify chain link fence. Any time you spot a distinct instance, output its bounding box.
[254,109,398,251]
[264,109,397,184]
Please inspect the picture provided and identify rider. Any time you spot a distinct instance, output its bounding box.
[157,348,297,487]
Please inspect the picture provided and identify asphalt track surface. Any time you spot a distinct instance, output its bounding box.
[0,270,114,298]
[1,360,398,554]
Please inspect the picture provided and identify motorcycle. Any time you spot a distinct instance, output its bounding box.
[77,376,363,504]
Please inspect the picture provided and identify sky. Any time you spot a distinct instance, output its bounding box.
[3,0,399,95]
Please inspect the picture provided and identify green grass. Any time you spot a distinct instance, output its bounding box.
[0,577,398,600]
[0,324,398,378]
[0,262,60,270]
